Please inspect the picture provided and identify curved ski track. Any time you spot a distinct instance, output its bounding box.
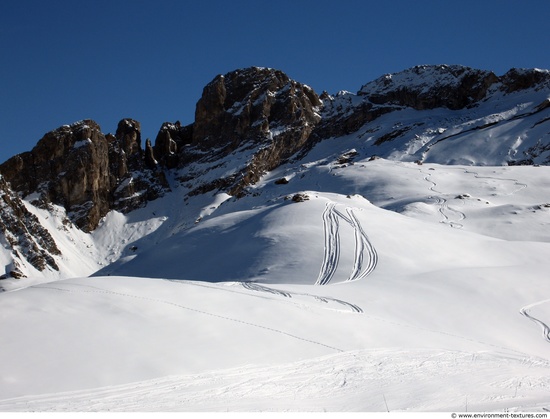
[424,167,528,229]
[520,299,550,343]
[463,169,528,196]
[242,281,363,313]
[316,202,378,286]
[316,203,341,285]
[423,172,466,229]
[398,163,528,231]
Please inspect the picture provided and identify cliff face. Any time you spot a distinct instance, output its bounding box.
[357,65,499,110]
[161,67,323,196]
[192,67,321,151]
[108,119,169,215]
[0,120,111,232]
[0,119,169,233]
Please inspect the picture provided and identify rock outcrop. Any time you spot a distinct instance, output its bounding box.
[109,119,170,214]
[153,121,192,169]
[0,119,169,232]
[500,68,550,93]
[0,175,60,277]
[175,67,323,196]
[192,67,321,150]
[3,65,550,229]
[310,65,550,152]
[2,65,550,211]
[0,120,111,232]
[358,65,499,110]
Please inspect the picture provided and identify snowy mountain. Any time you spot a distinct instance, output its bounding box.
[1,65,550,412]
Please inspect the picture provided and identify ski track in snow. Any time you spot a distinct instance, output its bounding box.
[2,349,550,412]
[428,167,527,228]
[31,282,345,353]
[462,169,528,196]
[242,281,293,298]
[316,202,341,285]
[423,171,466,229]
[520,299,550,343]
[241,281,363,313]
[395,163,528,230]
[316,202,378,286]
[340,207,378,281]
[427,167,528,228]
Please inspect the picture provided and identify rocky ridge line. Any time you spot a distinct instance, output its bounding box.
[1,64,550,277]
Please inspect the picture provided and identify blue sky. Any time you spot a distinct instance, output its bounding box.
[1,0,550,163]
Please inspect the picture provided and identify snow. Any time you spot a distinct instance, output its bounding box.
[72,138,92,148]
[1,74,550,412]
[359,64,490,96]
[2,347,549,412]
[1,152,550,411]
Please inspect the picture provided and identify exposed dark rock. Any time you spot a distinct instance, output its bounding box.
[500,68,550,93]
[144,139,158,169]
[274,177,289,185]
[2,63,549,245]
[291,193,309,202]
[0,175,61,276]
[534,98,550,113]
[176,67,323,196]
[0,119,169,232]
[0,120,111,231]
[337,150,359,164]
[298,65,530,154]
[116,118,142,158]
[192,67,322,153]
[358,65,499,111]
[109,119,170,214]
[153,121,191,169]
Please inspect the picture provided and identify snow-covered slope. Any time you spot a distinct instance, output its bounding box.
[325,67,550,165]
[1,155,550,411]
[1,65,550,412]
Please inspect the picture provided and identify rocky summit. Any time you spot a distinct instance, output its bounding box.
[1,64,550,278]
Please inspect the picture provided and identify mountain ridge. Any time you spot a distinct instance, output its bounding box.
[1,63,550,280]
[3,65,550,412]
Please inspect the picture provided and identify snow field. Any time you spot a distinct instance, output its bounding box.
[1,154,550,410]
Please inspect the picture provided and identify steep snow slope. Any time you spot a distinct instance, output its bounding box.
[326,83,550,165]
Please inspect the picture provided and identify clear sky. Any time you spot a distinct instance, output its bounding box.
[1,0,549,163]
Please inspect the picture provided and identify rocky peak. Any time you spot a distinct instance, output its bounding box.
[314,64,550,148]
[500,68,550,93]
[153,121,192,169]
[2,63,549,235]
[192,67,322,153]
[108,118,144,178]
[0,119,168,233]
[109,118,170,214]
[116,118,143,157]
[179,67,322,195]
[358,64,499,110]
[0,119,111,232]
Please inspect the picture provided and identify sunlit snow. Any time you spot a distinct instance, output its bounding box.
[1,73,550,411]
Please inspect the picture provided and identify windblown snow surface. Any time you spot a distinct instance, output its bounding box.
[2,91,550,412]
